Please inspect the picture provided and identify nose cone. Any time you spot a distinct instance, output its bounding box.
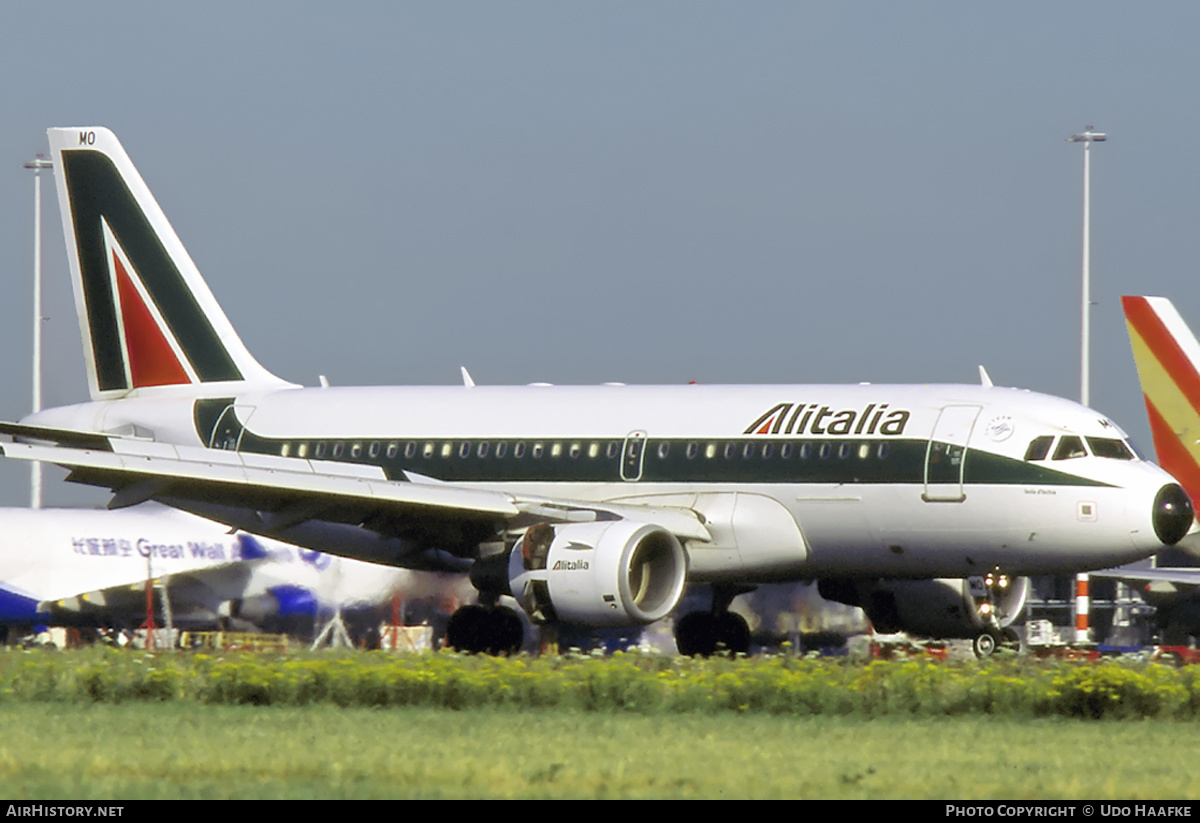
[1153,483,1194,546]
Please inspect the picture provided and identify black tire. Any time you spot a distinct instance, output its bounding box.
[973,631,998,658]
[445,604,490,654]
[447,605,524,655]
[715,612,751,655]
[675,611,717,657]
[489,606,525,655]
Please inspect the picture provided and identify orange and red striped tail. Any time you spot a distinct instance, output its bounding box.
[1122,295,1200,506]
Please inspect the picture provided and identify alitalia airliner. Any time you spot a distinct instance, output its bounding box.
[0,127,1190,656]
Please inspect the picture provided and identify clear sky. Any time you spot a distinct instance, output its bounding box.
[0,2,1197,507]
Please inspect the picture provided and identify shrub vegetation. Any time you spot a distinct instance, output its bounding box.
[4,648,1200,719]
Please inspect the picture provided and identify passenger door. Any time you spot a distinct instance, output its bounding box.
[923,405,981,502]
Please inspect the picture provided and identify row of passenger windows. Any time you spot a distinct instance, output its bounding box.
[279,440,624,461]
[1023,435,1134,462]
[273,433,1133,464]
[276,439,895,462]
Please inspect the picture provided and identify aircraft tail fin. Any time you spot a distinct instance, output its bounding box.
[47,128,289,401]
[1122,295,1200,504]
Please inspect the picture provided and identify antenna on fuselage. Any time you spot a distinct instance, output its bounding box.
[461,367,475,388]
[978,366,993,388]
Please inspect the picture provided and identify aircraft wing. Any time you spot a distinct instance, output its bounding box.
[0,426,711,565]
[0,422,520,516]
[1091,567,1200,589]
[37,562,256,626]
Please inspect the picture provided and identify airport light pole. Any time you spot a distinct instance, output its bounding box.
[1066,127,1106,408]
[22,156,52,510]
[1066,127,1106,644]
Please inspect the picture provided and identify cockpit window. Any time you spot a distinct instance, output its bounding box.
[1052,435,1088,460]
[1086,437,1135,460]
[1024,436,1054,461]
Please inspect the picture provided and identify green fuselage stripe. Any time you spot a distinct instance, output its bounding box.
[193,400,1113,487]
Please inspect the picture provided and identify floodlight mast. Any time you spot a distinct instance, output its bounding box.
[21,156,52,510]
[1066,127,1106,408]
[1066,127,1105,645]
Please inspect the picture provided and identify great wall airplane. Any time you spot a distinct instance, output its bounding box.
[0,501,413,642]
[0,127,1190,656]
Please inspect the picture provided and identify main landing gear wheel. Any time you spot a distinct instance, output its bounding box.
[972,631,999,659]
[445,605,524,655]
[674,611,751,657]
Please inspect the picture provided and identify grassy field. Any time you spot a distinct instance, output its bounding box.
[0,704,1193,799]
[7,647,1199,718]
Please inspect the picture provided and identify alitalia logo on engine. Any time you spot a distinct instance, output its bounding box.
[744,403,911,436]
[552,559,590,571]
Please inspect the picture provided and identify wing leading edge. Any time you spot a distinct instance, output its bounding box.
[0,428,711,568]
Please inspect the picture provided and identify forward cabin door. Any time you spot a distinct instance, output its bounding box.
[923,405,981,502]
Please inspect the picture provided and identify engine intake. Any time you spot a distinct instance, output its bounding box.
[508,520,687,626]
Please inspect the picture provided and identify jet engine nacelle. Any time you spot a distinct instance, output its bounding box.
[818,576,1030,639]
[507,520,687,627]
[219,585,319,623]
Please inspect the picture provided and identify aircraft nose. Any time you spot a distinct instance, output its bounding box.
[1153,483,1194,546]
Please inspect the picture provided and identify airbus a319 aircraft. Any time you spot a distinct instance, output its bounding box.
[1,127,1191,656]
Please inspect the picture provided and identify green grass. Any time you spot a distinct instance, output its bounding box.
[8,648,1200,719]
[0,649,1196,798]
[0,705,1192,799]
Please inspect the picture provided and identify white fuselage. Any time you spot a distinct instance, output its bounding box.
[0,501,413,627]
[25,381,1181,582]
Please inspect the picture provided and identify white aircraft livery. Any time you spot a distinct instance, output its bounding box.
[0,502,412,639]
[0,127,1191,656]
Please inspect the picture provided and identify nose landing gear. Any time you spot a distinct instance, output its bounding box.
[971,571,1022,658]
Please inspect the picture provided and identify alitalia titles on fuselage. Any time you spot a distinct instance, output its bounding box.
[744,403,912,437]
